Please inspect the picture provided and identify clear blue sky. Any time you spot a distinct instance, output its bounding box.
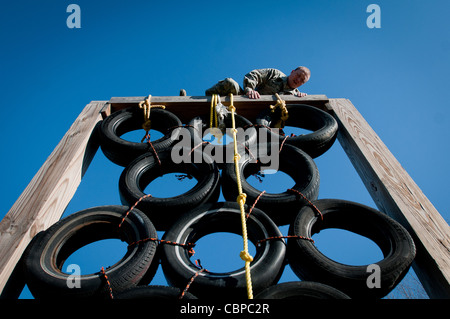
[1,0,449,299]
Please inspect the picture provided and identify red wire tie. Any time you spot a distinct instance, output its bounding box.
[246,190,266,219]
[128,238,196,256]
[287,188,323,221]
[236,140,257,163]
[118,194,153,228]
[147,139,163,176]
[141,131,151,143]
[179,259,208,299]
[279,135,289,152]
[189,141,210,155]
[100,267,114,299]
[140,131,163,175]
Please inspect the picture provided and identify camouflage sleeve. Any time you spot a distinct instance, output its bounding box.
[243,68,283,94]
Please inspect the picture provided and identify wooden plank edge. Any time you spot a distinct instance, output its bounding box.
[0,101,107,297]
[109,94,329,105]
[327,98,450,298]
[108,95,330,124]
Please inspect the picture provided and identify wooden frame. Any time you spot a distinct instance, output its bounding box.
[0,95,449,298]
[329,99,450,298]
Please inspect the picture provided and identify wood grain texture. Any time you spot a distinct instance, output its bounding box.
[328,98,450,298]
[0,101,107,295]
[109,95,330,123]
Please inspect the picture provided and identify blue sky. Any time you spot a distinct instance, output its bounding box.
[1,0,449,299]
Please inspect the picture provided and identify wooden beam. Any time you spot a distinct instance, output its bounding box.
[0,101,107,296]
[109,95,330,123]
[328,98,450,298]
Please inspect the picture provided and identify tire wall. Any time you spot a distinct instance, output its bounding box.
[21,103,415,300]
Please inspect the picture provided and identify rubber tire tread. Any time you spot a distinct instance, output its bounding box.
[287,199,416,299]
[160,201,286,299]
[255,281,351,299]
[221,143,320,226]
[99,106,182,167]
[256,104,338,158]
[118,147,220,231]
[22,205,159,299]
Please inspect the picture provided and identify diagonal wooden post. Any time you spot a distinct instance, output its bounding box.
[328,98,450,298]
[0,101,107,297]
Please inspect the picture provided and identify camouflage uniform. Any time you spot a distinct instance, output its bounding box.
[205,68,300,96]
[205,77,243,96]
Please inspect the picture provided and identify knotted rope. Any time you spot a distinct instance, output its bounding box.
[138,94,166,141]
[228,93,253,299]
[269,93,288,128]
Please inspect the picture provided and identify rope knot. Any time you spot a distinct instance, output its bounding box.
[236,193,247,205]
[280,108,289,121]
[270,93,289,128]
[139,95,151,109]
[240,250,253,262]
[142,120,152,132]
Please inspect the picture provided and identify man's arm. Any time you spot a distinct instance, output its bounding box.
[243,68,278,99]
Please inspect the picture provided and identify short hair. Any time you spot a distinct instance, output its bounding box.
[295,66,311,77]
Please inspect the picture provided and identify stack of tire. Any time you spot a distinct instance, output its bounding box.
[22,103,416,300]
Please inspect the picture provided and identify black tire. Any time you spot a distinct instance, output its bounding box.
[115,285,197,299]
[255,104,338,158]
[188,113,257,167]
[255,281,351,299]
[118,147,220,231]
[160,202,286,299]
[287,199,416,299]
[99,106,182,167]
[22,205,159,299]
[221,143,320,226]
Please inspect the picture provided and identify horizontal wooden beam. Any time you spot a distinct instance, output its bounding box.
[109,95,330,123]
[0,101,107,296]
[328,98,450,298]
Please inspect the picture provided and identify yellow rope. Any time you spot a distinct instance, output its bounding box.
[209,94,222,143]
[210,94,215,129]
[269,93,288,128]
[138,94,166,133]
[228,93,254,299]
[209,94,219,129]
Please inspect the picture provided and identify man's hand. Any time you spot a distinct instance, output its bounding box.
[246,89,261,99]
[296,91,308,97]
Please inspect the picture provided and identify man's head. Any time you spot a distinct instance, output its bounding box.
[287,66,310,89]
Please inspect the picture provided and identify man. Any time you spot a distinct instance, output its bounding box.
[205,67,310,99]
